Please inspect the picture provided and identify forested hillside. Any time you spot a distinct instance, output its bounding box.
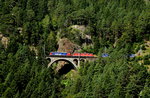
[0,0,150,97]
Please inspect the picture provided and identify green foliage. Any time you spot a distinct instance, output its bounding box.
[0,0,149,48]
[41,15,50,32]
[45,31,57,54]
[0,42,61,97]
[0,0,149,98]
[143,54,150,65]
[62,49,149,98]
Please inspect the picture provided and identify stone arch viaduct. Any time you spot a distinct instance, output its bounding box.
[46,56,97,69]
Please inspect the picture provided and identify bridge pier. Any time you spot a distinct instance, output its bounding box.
[78,59,80,67]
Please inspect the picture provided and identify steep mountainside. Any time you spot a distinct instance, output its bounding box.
[0,0,150,98]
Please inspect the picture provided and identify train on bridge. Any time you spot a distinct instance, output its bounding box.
[49,52,97,57]
[49,52,136,58]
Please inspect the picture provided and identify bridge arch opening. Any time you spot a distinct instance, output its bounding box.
[50,59,77,75]
[73,59,78,66]
[80,59,85,62]
[47,58,51,62]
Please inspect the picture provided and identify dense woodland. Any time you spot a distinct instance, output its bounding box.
[0,0,150,97]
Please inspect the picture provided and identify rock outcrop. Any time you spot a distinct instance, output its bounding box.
[56,38,80,72]
[0,32,9,48]
[57,38,80,53]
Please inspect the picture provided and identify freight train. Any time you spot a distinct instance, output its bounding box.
[49,52,95,57]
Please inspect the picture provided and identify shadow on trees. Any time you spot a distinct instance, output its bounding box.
[58,63,75,75]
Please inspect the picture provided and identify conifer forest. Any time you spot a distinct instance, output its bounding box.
[0,0,150,97]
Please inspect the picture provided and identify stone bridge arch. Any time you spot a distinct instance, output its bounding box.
[46,56,97,70]
[48,58,78,69]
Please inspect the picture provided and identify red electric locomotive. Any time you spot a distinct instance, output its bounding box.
[72,53,94,57]
[66,53,71,56]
